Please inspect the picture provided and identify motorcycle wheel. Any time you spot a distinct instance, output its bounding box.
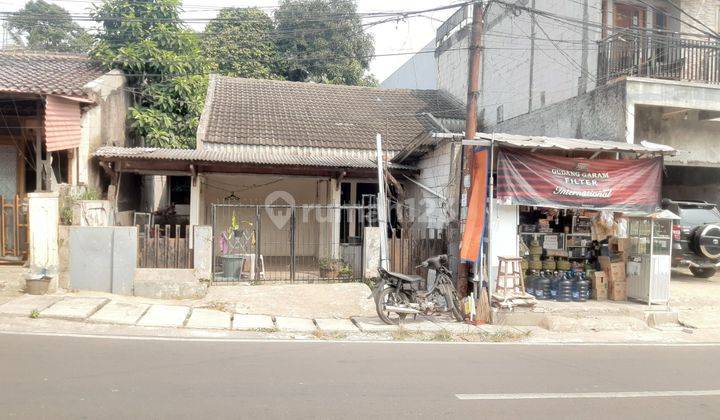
[440,280,464,322]
[376,286,408,325]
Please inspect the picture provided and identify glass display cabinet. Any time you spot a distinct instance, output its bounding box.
[625,210,679,305]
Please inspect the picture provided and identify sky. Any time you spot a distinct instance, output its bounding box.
[1,0,459,82]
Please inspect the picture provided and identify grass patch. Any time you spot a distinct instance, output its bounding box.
[204,301,234,313]
[253,327,278,333]
[425,329,455,342]
[30,309,40,319]
[478,329,531,342]
[391,326,416,341]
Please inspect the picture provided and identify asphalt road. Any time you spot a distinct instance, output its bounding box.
[1,334,720,419]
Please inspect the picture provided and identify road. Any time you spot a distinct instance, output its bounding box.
[1,334,720,419]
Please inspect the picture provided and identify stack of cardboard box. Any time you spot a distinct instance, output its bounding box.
[598,256,627,301]
[591,271,608,300]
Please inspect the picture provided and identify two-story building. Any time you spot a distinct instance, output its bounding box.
[386,1,720,203]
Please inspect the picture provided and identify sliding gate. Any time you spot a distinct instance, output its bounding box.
[211,204,376,283]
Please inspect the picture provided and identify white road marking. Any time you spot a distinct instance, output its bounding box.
[456,390,720,400]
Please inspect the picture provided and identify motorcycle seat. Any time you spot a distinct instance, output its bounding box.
[386,271,423,283]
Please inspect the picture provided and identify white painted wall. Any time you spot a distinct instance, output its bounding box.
[479,0,602,128]
[488,204,520,290]
[405,140,456,230]
[381,41,438,89]
[28,192,60,291]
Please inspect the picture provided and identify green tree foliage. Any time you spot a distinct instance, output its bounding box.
[91,0,208,148]
[7,0,92,53]
[203,7,279,79]
[274,0,375,85]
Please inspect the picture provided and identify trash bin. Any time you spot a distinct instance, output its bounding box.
[220,254,246,280]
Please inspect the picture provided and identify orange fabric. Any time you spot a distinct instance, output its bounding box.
[460,149,489,262]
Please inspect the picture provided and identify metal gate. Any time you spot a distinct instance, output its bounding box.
[211,204,376,283]
[0,195,28,262]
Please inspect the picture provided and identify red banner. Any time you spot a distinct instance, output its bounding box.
[497,149,662,211]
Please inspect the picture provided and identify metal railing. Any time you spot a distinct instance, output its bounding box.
[211,204,377,283]
[597,30,720,85]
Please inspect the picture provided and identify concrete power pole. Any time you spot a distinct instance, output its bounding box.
[464,2,484,140]
[456,2,485,297]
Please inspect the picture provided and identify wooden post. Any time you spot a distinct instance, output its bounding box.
[14,195,20,257]
[0,195,5,257]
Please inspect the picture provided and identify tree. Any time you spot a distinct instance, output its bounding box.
[91,0,208,148]
[274,0,375,85]
[7,0,92,53]
[203,8,279,79]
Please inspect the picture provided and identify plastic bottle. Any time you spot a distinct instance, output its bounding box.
[537,271,551,300]
[550,271,560,300]
[577,272,589,301]
[557,272,573,302]
[571,271,581,301]
[526,270,536,296]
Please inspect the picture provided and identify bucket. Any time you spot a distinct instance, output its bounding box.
[26,276,51,295]
[220,254,246,280]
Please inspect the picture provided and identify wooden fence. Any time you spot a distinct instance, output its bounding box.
[0,195,28,262]
[137,224,193,268]
[388,228,447,274]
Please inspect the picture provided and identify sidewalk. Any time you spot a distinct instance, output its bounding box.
[0,290,719,344]
[0,292,531,340]
[0,269,719,343]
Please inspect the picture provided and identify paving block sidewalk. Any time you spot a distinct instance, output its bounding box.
[0,294,504,339]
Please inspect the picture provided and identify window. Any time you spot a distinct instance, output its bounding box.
[169,176,190,205]
[496,105,504,124]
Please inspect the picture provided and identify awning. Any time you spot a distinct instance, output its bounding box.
[467,132,676,155]
[44,95,82,152]
[93,145,416,176]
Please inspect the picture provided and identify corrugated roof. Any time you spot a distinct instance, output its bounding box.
[474,132,676,154]
[394,131,676,162]
[94,145,410,169]
[198,75,465,151]
[0,51,105,97]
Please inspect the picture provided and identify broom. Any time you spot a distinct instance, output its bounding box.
[474,260,492,325]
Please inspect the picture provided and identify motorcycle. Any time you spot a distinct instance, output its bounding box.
[372,254,463,325]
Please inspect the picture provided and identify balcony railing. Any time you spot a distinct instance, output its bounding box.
[597,30,720,85]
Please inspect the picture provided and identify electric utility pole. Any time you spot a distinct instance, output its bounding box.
[464,2,484,140]
[456,2,485,297]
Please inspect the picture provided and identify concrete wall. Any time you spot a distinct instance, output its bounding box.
[678,0,719,35]
[79,70,130,191]
[663,166,720,205]
[404,140,458,230]
[381,41,438,89]
[625,77,720,152]
[491,78,628,140]
[27,192,60,291]
[437,27,470,104]
[480,0,601,128]
[635,105,720,167]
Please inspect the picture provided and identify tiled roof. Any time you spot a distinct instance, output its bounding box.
[0,50,105,97]
[198,75,465,151]
[94,145,413,170]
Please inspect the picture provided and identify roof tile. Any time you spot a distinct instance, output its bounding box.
[200,75,465,151]
[0,50,105,97]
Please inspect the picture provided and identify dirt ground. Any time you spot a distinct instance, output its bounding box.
[670,267,720,329]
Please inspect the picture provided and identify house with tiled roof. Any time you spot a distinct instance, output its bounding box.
[95,74,465,281]
[0,50,130,263]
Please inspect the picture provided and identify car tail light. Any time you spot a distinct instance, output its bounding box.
[672,224,681,241]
